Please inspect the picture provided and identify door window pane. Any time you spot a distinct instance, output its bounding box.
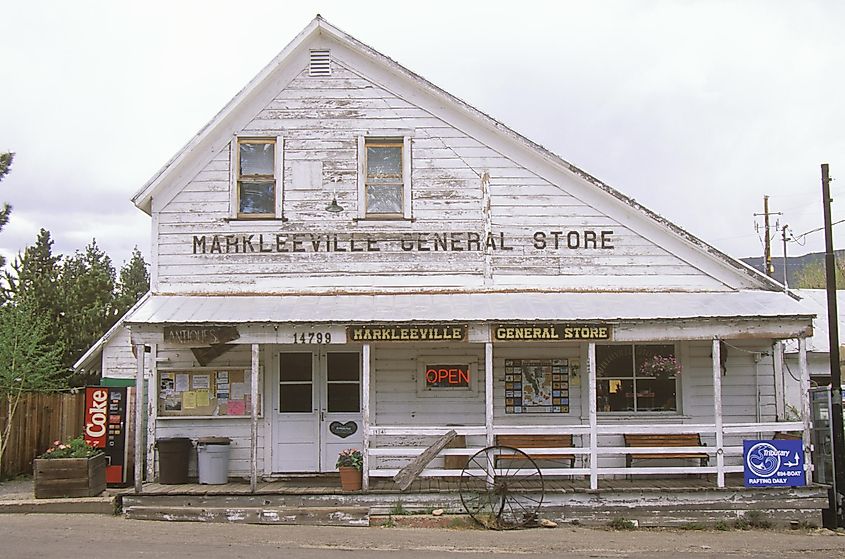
[327,353,359,381]
[280,384,312,413]
[280,353,312,381]
[327,384,360,412]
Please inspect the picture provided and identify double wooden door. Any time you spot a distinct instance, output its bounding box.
[271,349,363,472]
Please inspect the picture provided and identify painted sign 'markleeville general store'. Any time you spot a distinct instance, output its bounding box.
[191,230,615,254]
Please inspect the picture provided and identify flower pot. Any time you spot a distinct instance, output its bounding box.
[33,453,107,499]
[338,466,362,492]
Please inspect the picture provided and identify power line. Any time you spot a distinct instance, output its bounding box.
[791,218,845,244]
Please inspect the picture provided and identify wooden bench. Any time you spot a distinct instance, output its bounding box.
[623,433,709,468]
[495,434,575,468]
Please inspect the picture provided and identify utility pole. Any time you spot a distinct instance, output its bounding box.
[764,195,773,276]
[781,223,789,290]
[755,195,781,277]
[821,163,845,527]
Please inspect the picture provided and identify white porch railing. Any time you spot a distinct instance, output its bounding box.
[365,420,807,488]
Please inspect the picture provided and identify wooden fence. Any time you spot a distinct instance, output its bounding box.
[0,392,85,478]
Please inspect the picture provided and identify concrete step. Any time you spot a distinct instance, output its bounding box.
[123,504,370,526]
[0,497,115,515]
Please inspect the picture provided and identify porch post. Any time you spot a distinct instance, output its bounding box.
[712,337,725,488]
[133,343,145,494]
[798,336,813,485]
[485,341,494,448]
[250,343,259,492]
[587,342,598,490]
[773,341,786,420]
[362,343,371,491]
[146,343,158,482]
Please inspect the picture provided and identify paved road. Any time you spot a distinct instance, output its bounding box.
[1,514,844,558]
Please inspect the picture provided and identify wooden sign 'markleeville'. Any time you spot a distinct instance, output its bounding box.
[348,324,467,342]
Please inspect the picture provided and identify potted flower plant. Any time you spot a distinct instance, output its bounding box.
[336,448,363,492]
[639,355,682,380]
[33,436,106,499]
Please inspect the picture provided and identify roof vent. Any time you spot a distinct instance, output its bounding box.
[309,49,331,76]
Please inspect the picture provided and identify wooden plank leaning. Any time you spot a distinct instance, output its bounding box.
[392,430,457,491]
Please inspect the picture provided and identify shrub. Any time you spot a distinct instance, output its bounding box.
[39,437,99,459]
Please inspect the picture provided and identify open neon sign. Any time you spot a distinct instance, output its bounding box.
[425,365,470,388]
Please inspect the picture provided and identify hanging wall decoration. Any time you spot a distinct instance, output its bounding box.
[505,359,569,414]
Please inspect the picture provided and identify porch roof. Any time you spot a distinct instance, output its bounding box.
[126,290,813,325]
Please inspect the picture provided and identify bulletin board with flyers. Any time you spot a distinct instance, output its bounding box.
[157,368,259,417]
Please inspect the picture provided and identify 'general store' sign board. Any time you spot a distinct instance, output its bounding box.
[495,324,612,341]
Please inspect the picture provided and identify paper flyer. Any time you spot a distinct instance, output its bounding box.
[175,374,189,392]
[192,374,210,390]
[183,391,197,409]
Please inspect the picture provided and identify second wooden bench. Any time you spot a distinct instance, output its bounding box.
[496,434,575,468]
[623,433,709,468]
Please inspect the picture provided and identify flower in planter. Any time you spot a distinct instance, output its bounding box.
[639,355,682,379]
[39,436,100,459]
[336,448,363,471]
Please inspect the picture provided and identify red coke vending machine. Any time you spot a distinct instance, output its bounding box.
[84,386,132,486]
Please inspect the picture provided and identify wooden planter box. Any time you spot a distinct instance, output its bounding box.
[33,454,107,499]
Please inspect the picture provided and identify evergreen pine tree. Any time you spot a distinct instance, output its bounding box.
[115,247,150,315]
[0,152,15,269]
[59,239,118,381]
[3,229,63,321]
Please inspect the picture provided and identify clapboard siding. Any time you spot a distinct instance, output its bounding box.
[154,60,728,293]
[101,326,152,380]
[155,420,263,477]
[372,345,486,426]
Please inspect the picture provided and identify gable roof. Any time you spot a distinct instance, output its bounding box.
[72,292,151,372]
[132,15,784,292]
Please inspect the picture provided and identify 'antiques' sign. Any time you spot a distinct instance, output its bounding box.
[425,365,471,388]
[164,326,240,346]
[495,324,612,341]
[348,325,467,342]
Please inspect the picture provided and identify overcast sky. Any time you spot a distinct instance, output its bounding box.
[2,1,844,273]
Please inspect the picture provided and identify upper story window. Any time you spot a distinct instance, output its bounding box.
[357,135,411,219]
[236,137,281,218]
[595,344,678,413]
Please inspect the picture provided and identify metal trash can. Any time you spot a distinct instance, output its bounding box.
[156,437,192,484]
[197,436,231,485]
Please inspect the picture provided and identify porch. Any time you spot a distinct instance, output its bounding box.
[120,475,829,527]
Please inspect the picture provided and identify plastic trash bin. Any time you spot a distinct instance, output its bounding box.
[197,436,231,485]
[156,437,192,484]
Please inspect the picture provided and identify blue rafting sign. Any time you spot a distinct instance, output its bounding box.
[743,439,805,487]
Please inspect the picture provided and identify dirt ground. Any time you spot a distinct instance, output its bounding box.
[0,513,844,559]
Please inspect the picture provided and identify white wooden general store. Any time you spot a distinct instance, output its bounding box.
[91,18,824,508]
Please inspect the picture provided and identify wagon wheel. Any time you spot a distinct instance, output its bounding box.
[458,445,544,530]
